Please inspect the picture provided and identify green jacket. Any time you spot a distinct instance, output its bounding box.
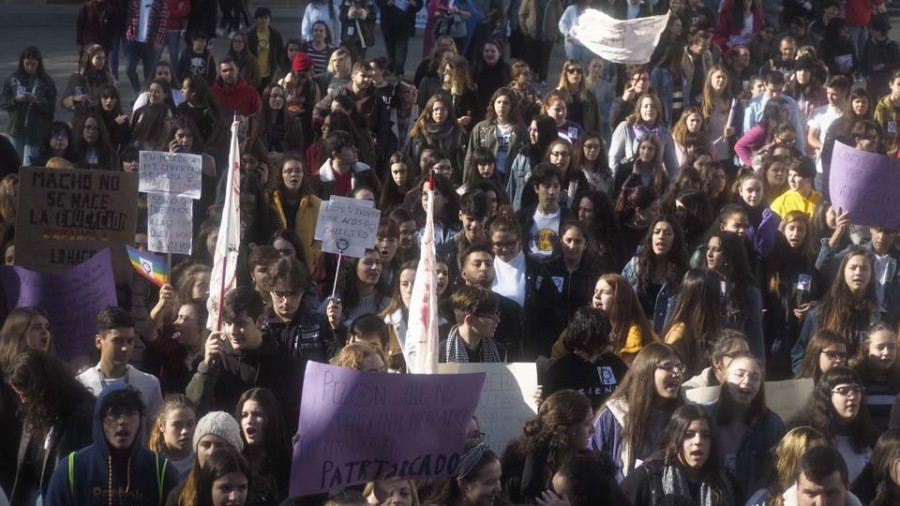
[0,70,57,144]
[874,94,900,157]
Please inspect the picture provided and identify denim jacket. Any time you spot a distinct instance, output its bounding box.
[622,256,677,334]
[650,67,688,128]
[506,153,532,212]
[708,402,785,495]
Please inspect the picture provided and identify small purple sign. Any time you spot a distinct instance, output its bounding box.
[289,362,485,496]
[0,248,116,363]
[830,141,900,229]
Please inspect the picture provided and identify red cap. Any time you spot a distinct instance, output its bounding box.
[292,52,314,72]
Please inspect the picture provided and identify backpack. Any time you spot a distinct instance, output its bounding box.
[432,10,467,40]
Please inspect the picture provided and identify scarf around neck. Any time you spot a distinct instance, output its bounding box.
[662,463,733,506]
[444,326,502,363]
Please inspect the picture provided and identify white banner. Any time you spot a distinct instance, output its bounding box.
[147,193,193,255]
[573,10,670,64]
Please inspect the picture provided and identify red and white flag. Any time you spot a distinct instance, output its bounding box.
[206,119,242,330]
[404,177,439,373]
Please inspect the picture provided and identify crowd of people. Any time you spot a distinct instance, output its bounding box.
[2,0,900,502]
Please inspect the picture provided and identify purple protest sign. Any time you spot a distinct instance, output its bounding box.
[830,141,900,229]
[0,248,117,364]
[289,362,485,496]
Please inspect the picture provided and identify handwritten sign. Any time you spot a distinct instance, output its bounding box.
[684,379,814,421]
[439,363,538,453]
[290,362,484,496]
[313,198,381,258]
[573,10,670,64]
[0,248,116,365]
[138,151,203,199]
[830,141,900,229]
[14,167,138,280]
[147,193,193,255]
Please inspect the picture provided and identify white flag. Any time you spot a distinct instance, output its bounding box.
[573,10,670,64]
[404,178,439,373]
[207,120,242,330]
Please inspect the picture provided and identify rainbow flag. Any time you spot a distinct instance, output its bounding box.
[126,245,168,286]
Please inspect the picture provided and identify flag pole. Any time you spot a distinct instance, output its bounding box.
[215,115,240,333]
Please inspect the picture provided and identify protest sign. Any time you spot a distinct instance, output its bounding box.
[313,198,381,258]
[138,151,203,199]
[765,378,813,422]
[0,248,116,365]
[14,167,138,280]
[573,10,669,64]
[147,193,193,255]
[830,141,900,229]
[684,379,813,421]
[439,363,538,453]
[290,362,485,496]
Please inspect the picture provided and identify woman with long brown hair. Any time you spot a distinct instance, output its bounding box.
[701,65,740,163]
[622,214,688,334]
[555,59,601,134]
[464,87,524,180]
[609,93,679,178]
[591,273,657,363]
[60,43,115,112]
[437,56,478,130]
[621,405,738,505]
[663,268,723,376]
[593,342,685,482]
[612,133,671,197]
[251,83,304,155]
[792,247,882,372]
[794,329,849,384]
[408,94,467,180]
[502,390,595,501]
[671,107,712,167]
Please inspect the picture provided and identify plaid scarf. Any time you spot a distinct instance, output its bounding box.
[444,326,502,363]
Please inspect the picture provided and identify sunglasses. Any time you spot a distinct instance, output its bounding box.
[566,68,584,74]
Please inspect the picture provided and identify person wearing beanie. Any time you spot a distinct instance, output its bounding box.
[43,385,181,506]
[193,411,245,456]
[276,51,321,140]
[770,157,822,218]
[163,411,245,505]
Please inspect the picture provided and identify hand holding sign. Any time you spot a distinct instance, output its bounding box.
[829,141,900,229]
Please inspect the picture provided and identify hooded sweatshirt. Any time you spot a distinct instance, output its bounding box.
[43,384,180,506]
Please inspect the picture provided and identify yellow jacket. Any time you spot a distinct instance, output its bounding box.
[770,189,821,219]
[270,190,323,275]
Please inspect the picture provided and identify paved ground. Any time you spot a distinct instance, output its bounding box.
[0,6,569,132]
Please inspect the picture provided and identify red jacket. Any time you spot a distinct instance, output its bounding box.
[164,0,190,30]
[845,0,882,26]
[212,77,262,117]
[712,1,764,50]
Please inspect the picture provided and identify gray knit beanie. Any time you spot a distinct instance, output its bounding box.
[193,411,244,451]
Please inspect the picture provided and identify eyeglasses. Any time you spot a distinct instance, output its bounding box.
[550,151,571,158]
[282,169,303,176]
[821,350,847,361]
[492,239,518,250]
[566,68,584,74]
[272,290,301,299]
[832,385,863,397]
[657,362,686,375]
[467,431,486,441]
[474,312,500,322]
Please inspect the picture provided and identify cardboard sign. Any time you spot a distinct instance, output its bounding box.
[313,197,381,258]
[574,10,670,64]
[830,141,900,229]
[290,362,484,496]
[147,193,193,255]
[439,363,538,453]
[138,151,203,199]
[14,167,138,280]
[0,248,117,365]
[684,379,814,422]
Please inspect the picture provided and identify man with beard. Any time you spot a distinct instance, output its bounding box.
[212,58,262,117]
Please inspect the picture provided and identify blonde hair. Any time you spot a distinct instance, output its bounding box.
[768,426,828,506]
[147,394,196,453]
[362,480,421,505]
[442,56,473,96]
[0,174,17,226]
[701,65,732,119]
[556,59,588,101]
[328,48,352,78]
[331,342,387,371]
